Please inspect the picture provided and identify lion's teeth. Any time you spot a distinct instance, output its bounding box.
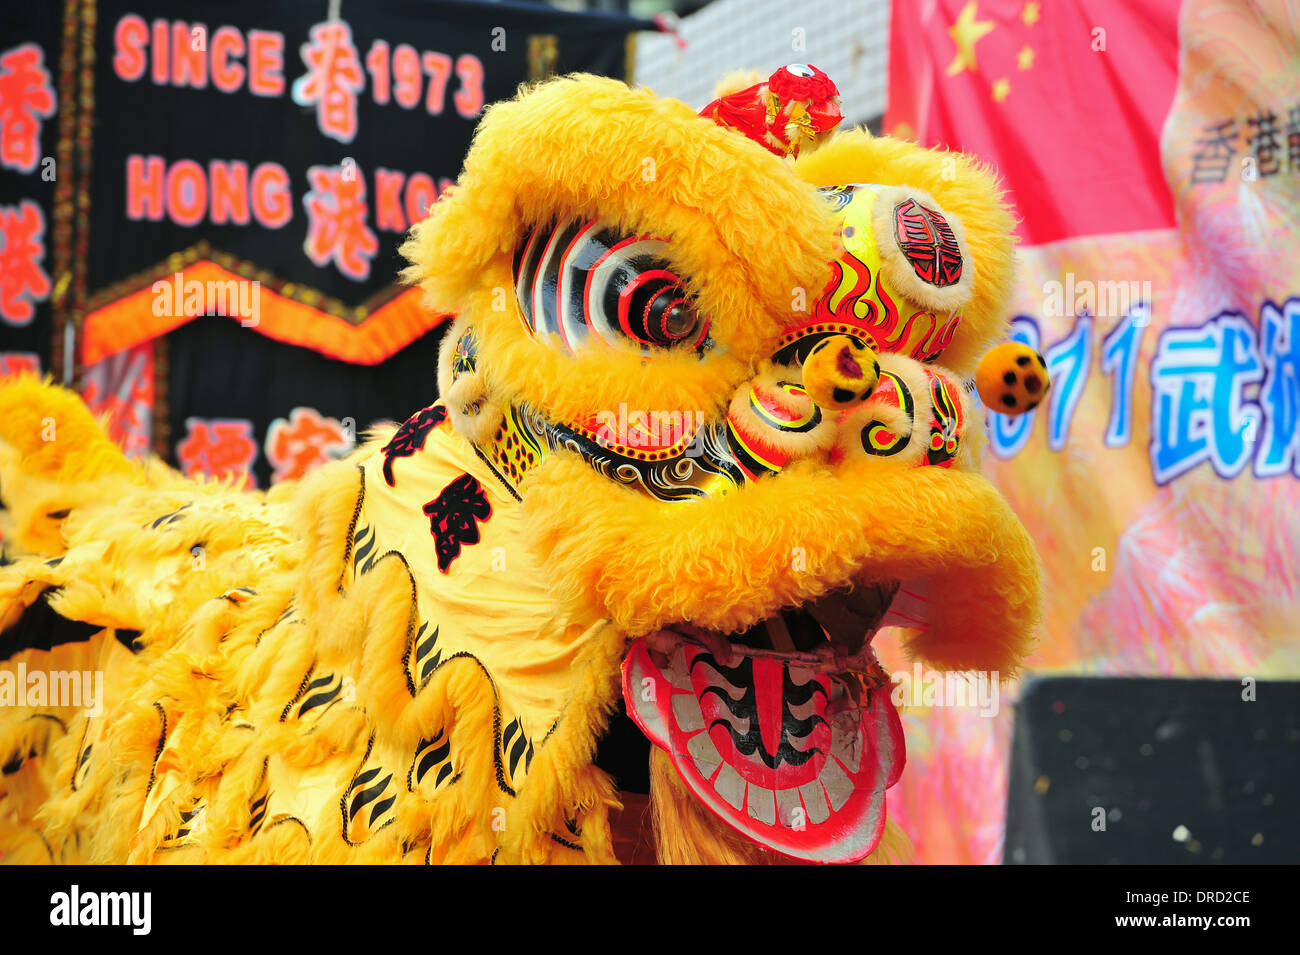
[787,664,817,686]
[869,700,896,764]
[713,763,746,810]
[787,692,820,721]
[799,780,831,824]
[685,728,721,779]
[829,709,864,773]
[672,692,705,732]
[747,786,776,825]
[776,787,804,830]
[819,757,854,812]
[666,644,691,689]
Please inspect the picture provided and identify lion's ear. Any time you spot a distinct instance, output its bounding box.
[794,130,1017,379]
[867,183,975,316]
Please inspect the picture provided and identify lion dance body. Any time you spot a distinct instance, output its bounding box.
[0,67,1043,865]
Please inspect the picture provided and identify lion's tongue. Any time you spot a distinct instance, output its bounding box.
[623,634,905,864]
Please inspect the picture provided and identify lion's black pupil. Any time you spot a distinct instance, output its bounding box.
[663,303,696,340]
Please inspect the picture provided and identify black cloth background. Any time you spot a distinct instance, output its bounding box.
[0,3,62,374]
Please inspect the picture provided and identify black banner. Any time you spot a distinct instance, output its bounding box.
[0,1,65,377]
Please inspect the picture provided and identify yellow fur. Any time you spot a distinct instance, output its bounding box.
[0,381,633,864]
[522,453,1038,675]
[0,375,138,485]
[710,68,763,99]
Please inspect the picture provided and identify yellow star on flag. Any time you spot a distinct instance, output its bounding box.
[991,77,1011,102]
[946,1,996,77]
[1023,2,1041,27]
[1017,45,1036,70]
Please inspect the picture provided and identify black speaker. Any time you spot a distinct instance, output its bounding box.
[1005,676,1297,864]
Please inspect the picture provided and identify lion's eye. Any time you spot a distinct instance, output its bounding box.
[659,301,700,342]
[513,218,710,354]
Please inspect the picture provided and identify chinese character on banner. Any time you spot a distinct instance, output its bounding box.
[292,21,365,143]
[1189,119,1237,184]
[176,418,258,489]
[303,163,379,280]
[1287,104,1300,172]
[264,406,354,483]
[81,344,154,460]
[0,43,56,173]
[1256,297,1300,478]
[0,200,51,325]
[1246,109,1282,177]
[1150,313,1263,485]
[0,352,39,377]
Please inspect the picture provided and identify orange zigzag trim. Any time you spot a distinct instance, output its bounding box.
[82,259,446,366]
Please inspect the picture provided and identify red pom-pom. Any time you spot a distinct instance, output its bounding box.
[699,63,843,157]
[767,63,838,103]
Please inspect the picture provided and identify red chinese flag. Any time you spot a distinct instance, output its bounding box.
[887,0,1182,246]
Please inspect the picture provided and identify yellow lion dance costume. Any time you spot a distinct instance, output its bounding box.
[0,67,1043,865]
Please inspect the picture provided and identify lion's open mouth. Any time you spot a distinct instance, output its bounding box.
[622,584,907,864]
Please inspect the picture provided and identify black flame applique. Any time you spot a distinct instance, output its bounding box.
[146,503,191,530]
[161,798,205,848]
[295,672,345,721]
[406,621,443,695]
[381,405,448,486]
[352,522,378,576]
[343,764,397,845]
[501,717,535,787]
[249,762,270,836]
[409,729,454,797]
[422,473,492,573]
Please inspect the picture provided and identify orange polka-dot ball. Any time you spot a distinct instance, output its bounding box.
[976,342,1051,415]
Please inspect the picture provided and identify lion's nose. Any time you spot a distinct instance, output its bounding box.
[801,334,880,411]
